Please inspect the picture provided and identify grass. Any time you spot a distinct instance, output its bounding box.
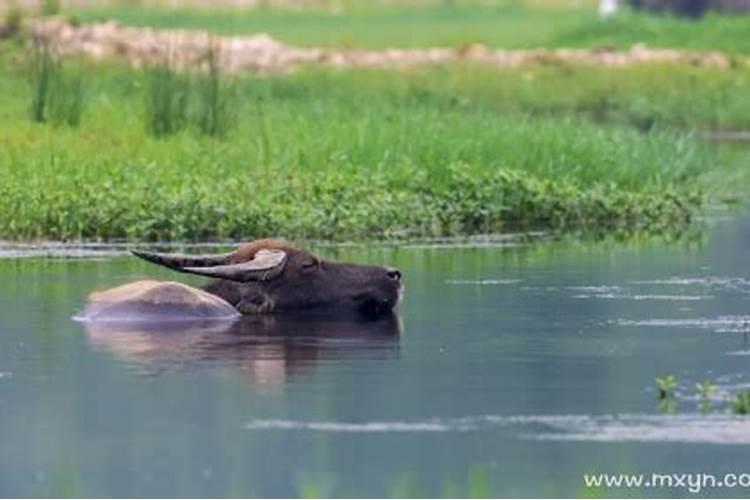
[28,38,56,123]
[0,48,736,242]
[144,60,191,136]
[28,38,86,126]
[194,41,237,137]
[334,64,750,131]
[144,43,236,137]
[67,2,750,53]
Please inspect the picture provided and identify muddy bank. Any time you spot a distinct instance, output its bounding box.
[25,18,743,73]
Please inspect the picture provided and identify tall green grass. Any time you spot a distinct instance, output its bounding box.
[2,49,746,241]
[194,40,236,137]
[28,38,56,123]
[28,39,86,126]
[49,70,85,127]
[144,57,191,136]
[0,60,721,241]
[144,43,236,137]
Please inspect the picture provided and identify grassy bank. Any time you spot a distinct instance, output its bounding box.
[323,64,750,131]
[1,46,737,241]
[68,3,750,53]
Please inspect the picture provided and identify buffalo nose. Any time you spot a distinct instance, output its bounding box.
[386,268,402,282]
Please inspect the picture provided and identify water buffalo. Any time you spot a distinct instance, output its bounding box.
[79,239,403,321]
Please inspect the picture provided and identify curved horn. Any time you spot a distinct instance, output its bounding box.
[131,249,234,270]
[182,249,287,282]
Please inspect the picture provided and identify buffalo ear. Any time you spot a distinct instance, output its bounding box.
[180,249,288,282]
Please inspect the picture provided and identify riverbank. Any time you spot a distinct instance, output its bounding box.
[2,41,744,242]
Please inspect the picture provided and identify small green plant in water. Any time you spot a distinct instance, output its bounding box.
[658,397,677,415]
[696,380,716,399]
[732,391,750,415]
[697,379,715,414]
[655,375,678,400]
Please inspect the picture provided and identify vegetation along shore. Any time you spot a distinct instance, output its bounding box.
[0,2,748,242]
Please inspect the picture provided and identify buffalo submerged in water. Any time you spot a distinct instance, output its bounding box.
[77,239,403,322]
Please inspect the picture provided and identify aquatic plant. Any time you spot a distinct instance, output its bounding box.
[655,375,678,400]
[696,380,716,399]
[697,380,715,413]
[732,391,750,415]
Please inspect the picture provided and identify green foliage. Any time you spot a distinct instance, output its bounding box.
[697,379,716,413]
[28,38,57,123]
[49,69,86,127]
[145,46,237,138]
[27,40,86,127]
[0,54,744,242]
[655,375,678,400]
[696,380,716,399]
[144,58,191,137]
[732,391,750,415]
[194,41,236,137]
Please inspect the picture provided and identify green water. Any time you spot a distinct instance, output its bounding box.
[1,216,750,497]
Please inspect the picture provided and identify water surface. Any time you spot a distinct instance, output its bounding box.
[2,215,750,497]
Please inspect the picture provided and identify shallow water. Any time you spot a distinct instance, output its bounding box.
[2,215,750,497]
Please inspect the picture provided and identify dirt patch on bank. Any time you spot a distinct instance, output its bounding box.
[26,18,743,73]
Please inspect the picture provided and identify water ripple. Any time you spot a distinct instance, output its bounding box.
[617,316,750,333]
[575,294,712,301]
[244,414,750,444]
[446,279,522,285]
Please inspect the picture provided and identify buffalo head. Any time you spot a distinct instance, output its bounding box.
[132,239,403,316]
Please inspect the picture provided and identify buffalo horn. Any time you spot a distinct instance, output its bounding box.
[181,249,287,282]
[131,249,234,270]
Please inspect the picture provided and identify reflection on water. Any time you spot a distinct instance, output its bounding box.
[1,213,750,497]
[84,314,401,385]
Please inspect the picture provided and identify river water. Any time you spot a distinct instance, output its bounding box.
[1,214,750,497]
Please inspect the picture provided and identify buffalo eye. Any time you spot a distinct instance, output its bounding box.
[301,258,319,272]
